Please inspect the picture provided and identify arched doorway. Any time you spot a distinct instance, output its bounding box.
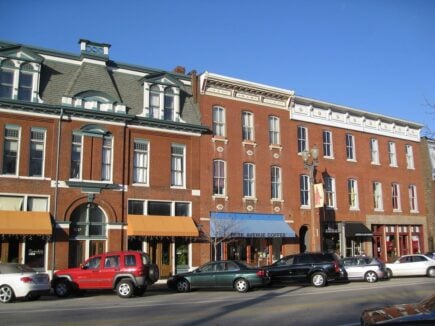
[68,203,107,267]
[299,225,309,253]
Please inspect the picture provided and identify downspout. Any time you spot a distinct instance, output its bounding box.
[51,107,63,276]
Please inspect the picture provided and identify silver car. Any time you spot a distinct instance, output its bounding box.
[341,256,387,283]
[0,263,50,303]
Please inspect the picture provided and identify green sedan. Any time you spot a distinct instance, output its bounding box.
[167,260,271,293]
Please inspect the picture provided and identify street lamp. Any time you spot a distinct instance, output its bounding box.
[301,145,320,252]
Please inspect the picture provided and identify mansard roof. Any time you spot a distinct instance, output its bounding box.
[0,45,44,63]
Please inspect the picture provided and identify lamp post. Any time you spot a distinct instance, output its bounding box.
[301,145,320,252]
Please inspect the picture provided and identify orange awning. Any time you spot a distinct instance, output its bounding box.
[127,215,199,237]
[0,211,52,235]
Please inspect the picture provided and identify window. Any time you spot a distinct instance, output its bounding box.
[128,200,144,215]
[171,144,185,187]
[164,88,174,120]
[324,176,336,208]
[212,106,226,137]
[348,179,359,210]
[133,140,149,184]
[0,60,14,99]
[242,111,254,141]
[346,134,356,160]
[300,174,310,206]
[370,138,380,164]
[392,183,401,211]
[128,200,191,216]
[373,182,383,211]
[175,202,189,216]
[271,166,282,200]
[243,163,255,197]
[149,85,160,119]
[297,126,308,153]
[322,130,333,158]
[408,185,418,212]
[388,141,397,167]
[101,137,112,181]
[70,134,82,179]
[70,203,106,238]
[405,145,414,169]
[269,116,280,145]
[213,160,226,196]
[0,195,48,212]
[2,125,20,175]
[29,128,45,177]
[18,65,33,101]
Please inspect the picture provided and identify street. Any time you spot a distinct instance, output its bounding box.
[0,277,434,326]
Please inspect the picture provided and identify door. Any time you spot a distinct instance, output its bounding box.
[76,255,103,289]
[149,239,172,278]
[191,262,217,288]
[99,254,120,288]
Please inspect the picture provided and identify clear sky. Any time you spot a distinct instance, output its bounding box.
[1,0,434,133]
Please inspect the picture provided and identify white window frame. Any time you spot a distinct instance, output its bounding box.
[324,176,336,208]
[70,133,83,180]
[29,127,46,178]
[297,126,308,154]
[392,183,401,212]
[405,144,415,169]
[0,60,39,102]
[243,162,255,198]
[171,144,185,188]
[101,136,113,182]
[271,166,282,200]
[213,160,226,196]
[133,139,150,185]
[269,116,280,145]
[300,174,310,207]
[143,83,180,121]
[322,130,333,158]
[373,182,383,211]
[346,133,356,161]
[370,138,380,165]
[2,124,21,176]
[388,141,397,167]
[242,111,254,141]
[212,106,226,137]
[348,179,359,210]
[408,184,418,213]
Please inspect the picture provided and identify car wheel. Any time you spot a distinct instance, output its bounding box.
[54,279,71,298]
[0,285,14,303]
[234,278,250,293]
[364,271,378,283]
[117,279,134,298]
[386,269,393,279]
[427,267,435,278]
[176,279,190,293]
[311,272,327,287]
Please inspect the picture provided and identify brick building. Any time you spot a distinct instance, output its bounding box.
[198,72,426,263]
[0,39,208,276]
[421,137,435,252]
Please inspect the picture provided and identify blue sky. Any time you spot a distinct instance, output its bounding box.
[1,0,434,132]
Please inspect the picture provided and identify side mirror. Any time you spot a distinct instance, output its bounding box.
[81,264,87,270]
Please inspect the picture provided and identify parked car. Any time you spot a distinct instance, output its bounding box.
[265,252,342,287]
[425,251,435,260]
[167,260,270,293]
[360,293,435,325]
[341,256,388,283]
[0,263,50,303]
[386,254,435,278]
[52,251,159,298]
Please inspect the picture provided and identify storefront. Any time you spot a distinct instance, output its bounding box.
[210,212,295,266]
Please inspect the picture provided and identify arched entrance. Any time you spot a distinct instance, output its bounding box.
[68,203,107,267]
[299,225,309,253]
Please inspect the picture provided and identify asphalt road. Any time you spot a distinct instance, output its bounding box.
[0,277,434,326]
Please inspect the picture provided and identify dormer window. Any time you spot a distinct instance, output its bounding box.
[164,88,175,120]
[149,85,161,119]
[0,59,40,102]
[18,63,34,101]
[0,60,14,99]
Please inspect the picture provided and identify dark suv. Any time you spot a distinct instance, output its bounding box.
[52,251,159,298]
[266,252,341,287]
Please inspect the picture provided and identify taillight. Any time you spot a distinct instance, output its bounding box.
[256,269,266,277]
[20,277,34,283]
[334,261,340,273]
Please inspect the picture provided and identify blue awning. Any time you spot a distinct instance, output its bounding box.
[210,212,295,238]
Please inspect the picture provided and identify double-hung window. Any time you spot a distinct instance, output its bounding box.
[269,116,280,145]
[70,134,82,179]
[29,128,45,177]
[212,106,226,137]
[133,140,149,184]
[323,130,333,158]
[242,111,254,141]
[171,144,185,187]
[348,179,359,210]
[346,134,356,160]
[408,185,418,212]
[18,64,34,101]
[101,137,112,181]
[405,145,414,169]
[213,160,226,196]
[373,182,383,211]
[0,60,14,99]
[297,126,308,153]
[300,175,310,207]
[2,125,20,175]
[388,141,397,167]
[271,166,282,200]
[392,183,401,211]
[164,88,174,120]
[243,163,255,197]
[370,138,380,164]
[149,85,160,119]
[324,176,336,208]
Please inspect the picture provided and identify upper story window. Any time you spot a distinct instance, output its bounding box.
[0,195,48,212]
[346,133,356,161]
[133,139,149,185]
[271,166,282,200]
[0,60,14,99]
[300,174,310,207]
[213,160,226,196]
[322,130,333,158]
[171,144,185,188]
[373,181,383,211]
[269,116,280,145]
[70,134,82,180]
[242,111,254,141]
[128,199,191,216]
[101,136,113,181]
[388,141,397,167]
[348,179,359,210]
[405,144,415,169]
[297,126,308,154]
[0,59,40,102]
[212,106,226,137]
[29,128,46,177]
[143,77,181,121]
[164,88,175,120]
[408,184,418,212]
[370,138,380,165]
[324,176,336,208]
[18,64,34,101]
[2,125,20,175]
[243,162,255,197]
[391,183,401,211]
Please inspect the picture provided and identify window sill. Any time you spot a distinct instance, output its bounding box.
[170,186,186,190]
[242,197,257,202]
[374,208,384,212]
[323,156,335,160]
[132,183,149,187]
[269,144,282,151]
[212,136,228,144]
[212,194,228,201]
[346,159,357,163]
[242,140,257,147]
[300,205,311,210]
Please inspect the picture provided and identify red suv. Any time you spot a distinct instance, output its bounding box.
[52,251,159,298]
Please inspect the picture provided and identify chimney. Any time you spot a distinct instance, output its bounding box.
[173,66,186,74]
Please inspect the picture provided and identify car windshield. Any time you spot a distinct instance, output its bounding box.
[273,256,294,266]
[0,263,35,274]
